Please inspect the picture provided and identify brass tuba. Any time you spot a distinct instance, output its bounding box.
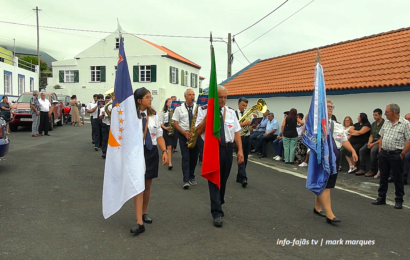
[239,99,268,136]
[103,88,114,119]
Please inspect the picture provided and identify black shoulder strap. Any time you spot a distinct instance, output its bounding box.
[235,110,239,120]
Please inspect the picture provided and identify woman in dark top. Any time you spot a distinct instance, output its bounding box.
[344,113,371,173]
[160,98,177,170]
[281,108,304,164]
[0,96,11,134]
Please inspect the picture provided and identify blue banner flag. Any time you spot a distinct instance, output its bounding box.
[171,101,182,109]
[303,63,337,195]
[102,36,145,219]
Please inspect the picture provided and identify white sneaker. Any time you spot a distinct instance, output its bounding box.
[273,155,279,160]
[275,156,282,161]
[299,162,308,167]
[348,166,357,173]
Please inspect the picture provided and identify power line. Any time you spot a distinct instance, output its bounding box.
[234,0,288,37]
[0,20,225,40]
[234,0,315,54]
[233,38,250,64]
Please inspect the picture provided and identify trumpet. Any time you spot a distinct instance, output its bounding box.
[239,99,267,136]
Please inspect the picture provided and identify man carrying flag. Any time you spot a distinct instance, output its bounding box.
[102,35,146,234]
[196,40,244,227]
[303,61,357,225]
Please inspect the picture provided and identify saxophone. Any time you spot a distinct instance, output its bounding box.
[239,99,268,136]
[168,109,175,136]
[187,105,199,148]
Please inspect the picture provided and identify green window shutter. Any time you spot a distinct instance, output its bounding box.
[100,66,106,82]
[176,68,179,84]
[169,66,172,83]
[190,73,193,87]
[59,70,64,83]
[151,65,156,82]
[181,70,184,86]
[133,66,139,82]
[74,70,79,83]
[195,74,198,88]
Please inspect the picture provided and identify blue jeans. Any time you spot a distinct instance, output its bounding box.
[250,131,263,150]
[273,138,283,157]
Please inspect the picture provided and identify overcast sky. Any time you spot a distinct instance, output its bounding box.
[1,0,410,87]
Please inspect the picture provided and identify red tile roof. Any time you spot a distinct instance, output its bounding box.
[222,27,410,96]
[139,38,201,69]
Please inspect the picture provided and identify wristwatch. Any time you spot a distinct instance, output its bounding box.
[162,150,168,154]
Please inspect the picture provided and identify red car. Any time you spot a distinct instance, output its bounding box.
[10,92,64,132]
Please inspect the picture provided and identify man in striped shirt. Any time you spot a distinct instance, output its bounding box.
[372,104,410,209]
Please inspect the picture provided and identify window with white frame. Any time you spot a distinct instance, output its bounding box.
[140,65,151,82]
[4,71,12,95]
[18,75,25,95]
[64,70,75,83]
[91,66,101,82]
[170,67,177,83]
[184,71,188,86]
[115,38,120,49]
[30,77,34,91]
[191,73,196,88]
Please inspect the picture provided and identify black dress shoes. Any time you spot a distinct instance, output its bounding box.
[242,179,248,188]
[326,217,341,224]
[168,165,173,170]
[213,216,223,227]
[142,214,153,224]
[313,208,326,217]
[394,202,403,209]
[372,197,386,205]
[130,224,145,235]
[259,155,267,158]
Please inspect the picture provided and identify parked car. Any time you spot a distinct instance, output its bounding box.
[57,94,71,107]
[9,92,64,132]
[0,116,10,159]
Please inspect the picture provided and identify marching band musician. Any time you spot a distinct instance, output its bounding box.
[235,97,251,187]
[160,98,177,170]
[99,95,112,159]
[130,87,168,236]
[172,89,199,189]
[196,86,244,227]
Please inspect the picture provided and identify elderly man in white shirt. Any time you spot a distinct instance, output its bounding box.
[38,92,52,136]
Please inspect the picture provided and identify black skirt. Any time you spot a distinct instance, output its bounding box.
[144,145,159,180]
[326,145,341,189]
[162,123,177,148]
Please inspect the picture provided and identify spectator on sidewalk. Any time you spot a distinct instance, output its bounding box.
[281,108,304,164]
[29,90,41,137]
[343,113,371,173]
[372,104,410,210]
[250,110,269,151]
[273,133,284,161]
[294,113,307,165]
[338,116,353,170]
[356,109,384,177]
[254,112,279,158]
[38,92,52,136]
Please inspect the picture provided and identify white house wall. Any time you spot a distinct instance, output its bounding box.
[226,91,410,123]
[0,57,39,101]
[48,33,200,109]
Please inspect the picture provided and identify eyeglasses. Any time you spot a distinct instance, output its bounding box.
[327,106,335,109]
[218,96,227,100]
[142,96,153,100]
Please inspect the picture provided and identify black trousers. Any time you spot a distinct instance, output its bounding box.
[196,136,204,163]
[235,136,250,181]
[208,144,233,218]
[101,123,110,155]
[378,150,405,202]
[92,118,102,148]
[179,134,199,182]
[256,134,277,156]
[39,111,49,135]
[90,116,94,142]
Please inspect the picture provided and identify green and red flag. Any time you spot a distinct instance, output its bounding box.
[201,41,221,188]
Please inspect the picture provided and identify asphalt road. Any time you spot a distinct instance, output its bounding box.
[1,124,409,259]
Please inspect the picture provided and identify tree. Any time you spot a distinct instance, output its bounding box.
[18,56,48,72]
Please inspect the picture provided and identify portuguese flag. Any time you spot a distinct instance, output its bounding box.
[201,43,221,188]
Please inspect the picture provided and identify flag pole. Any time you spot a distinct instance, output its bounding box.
[315,49,321,63]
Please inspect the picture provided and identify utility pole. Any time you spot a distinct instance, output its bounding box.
[34,6,41,89]
[227,33,232,79]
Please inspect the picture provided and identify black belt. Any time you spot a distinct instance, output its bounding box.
[220,142,233,149]
[382,149,402,154]
[40,111,48,113]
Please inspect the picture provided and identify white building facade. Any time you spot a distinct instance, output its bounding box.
[0,56,39,101]
[48,32,202,109]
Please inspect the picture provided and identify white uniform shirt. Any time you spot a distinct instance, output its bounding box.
[159,110,171,125]
[172,103,197,131]
[196,105,241,143]
[38,98,51,112]
[235,109,250,136]
[99,105,112,126]
[140,110,163,146]
[87,102,98,118]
